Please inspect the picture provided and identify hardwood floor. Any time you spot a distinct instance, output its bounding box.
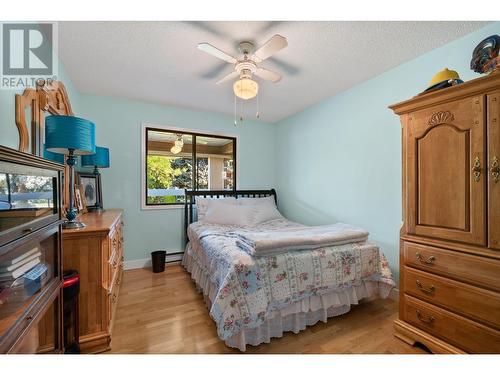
[109,264,429,354]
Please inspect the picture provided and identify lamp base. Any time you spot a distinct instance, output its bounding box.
[63,220,86,229]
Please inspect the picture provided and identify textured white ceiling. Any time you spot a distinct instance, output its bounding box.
[59,21,488,123]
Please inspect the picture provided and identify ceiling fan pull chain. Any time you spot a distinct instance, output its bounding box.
[234,94,237,126]
[256,91,260,119]
[240,95,244,124]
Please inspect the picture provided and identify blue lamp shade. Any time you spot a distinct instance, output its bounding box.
[81,146,110,168]
[43,144,65,164]
[45,115,96,155]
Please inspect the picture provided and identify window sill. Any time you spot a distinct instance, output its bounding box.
[141,204,184,211]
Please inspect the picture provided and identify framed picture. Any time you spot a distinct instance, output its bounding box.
[77,172,102,211]
[74,184,87,214]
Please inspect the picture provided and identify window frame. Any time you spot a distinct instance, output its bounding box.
[141,123,238,210]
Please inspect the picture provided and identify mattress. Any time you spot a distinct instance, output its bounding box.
[183,218,395,350]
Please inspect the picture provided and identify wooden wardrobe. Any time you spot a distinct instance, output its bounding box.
[390,72,500,353]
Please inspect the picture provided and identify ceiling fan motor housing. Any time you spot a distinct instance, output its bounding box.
[236,60,257,78]
[238,41,255,55]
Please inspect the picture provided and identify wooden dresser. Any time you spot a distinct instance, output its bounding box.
[390,73,500,353]
[62,209,124,353]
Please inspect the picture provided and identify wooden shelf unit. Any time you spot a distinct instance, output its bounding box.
[0,146,64,354]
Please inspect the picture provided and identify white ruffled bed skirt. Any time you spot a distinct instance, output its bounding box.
[182,249,392,351]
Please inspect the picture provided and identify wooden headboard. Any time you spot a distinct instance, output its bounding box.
[184,189,277,239]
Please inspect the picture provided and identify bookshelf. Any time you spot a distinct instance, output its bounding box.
[0,146,64,353]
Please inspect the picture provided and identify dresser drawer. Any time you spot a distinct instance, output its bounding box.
[108,240,123,286]
[108,251,121,286]
[403,241,500,291]
[108,227,120,263]
[404,267,500,329]
[107,264,122,319]
[403,295,500,353]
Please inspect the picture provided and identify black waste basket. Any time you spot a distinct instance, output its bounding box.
[151,250,166,273]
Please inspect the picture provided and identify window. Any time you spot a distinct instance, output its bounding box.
[142,126,236,207]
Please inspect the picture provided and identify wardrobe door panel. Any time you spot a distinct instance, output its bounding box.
[406,96,486,245]
[488,92,500,250]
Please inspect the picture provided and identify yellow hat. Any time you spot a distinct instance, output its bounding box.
[427,68,462,91]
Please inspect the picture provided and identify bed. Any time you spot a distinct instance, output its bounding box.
[182,189,395,351]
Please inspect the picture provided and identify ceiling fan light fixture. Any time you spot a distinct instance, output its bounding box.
[171,134,184,154]
[174,138,184,148]
[170,145,182,154]
[233,78,258,100]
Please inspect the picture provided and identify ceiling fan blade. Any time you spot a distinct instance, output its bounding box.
[255,68,282,83]
[254,34,288,62]
[216,71,240,85]
[201,62,229,79]
[197,43,237,64]
[268,57,300,75]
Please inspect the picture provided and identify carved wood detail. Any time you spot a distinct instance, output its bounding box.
[15,79,74,155]
[14,79,74,210]
[14,89,40,154]
[428,111,455,127]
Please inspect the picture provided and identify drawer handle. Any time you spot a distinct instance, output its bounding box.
[491,156,499,183]
[415,252,436,265]
[416,310,435,324]
[472,156,481,182]
[416,280,436,295]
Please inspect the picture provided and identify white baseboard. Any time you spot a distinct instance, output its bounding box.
[124,252,184,270]
[389,287,399,302]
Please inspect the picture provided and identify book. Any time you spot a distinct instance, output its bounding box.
[24,263,48,281]
[0,258,41,280]
[0,252,41,272]
[0,247,39,266]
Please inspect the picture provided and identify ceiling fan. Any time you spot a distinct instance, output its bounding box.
[197,34,288,100]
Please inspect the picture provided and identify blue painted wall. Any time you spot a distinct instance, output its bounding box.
[274,22,499,281]
[77,94,276,262]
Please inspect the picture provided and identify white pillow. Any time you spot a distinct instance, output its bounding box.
[203,202,259,226]
[237,196,276,206]
[237,196,282,223]
[196,196,236,221]
[253,202,283,223]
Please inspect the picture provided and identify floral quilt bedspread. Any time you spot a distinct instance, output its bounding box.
[186,219,395,340]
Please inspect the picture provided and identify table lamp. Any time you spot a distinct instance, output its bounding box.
[43,144,65,164]
[45,115,96,229]
[81,146,109,212]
